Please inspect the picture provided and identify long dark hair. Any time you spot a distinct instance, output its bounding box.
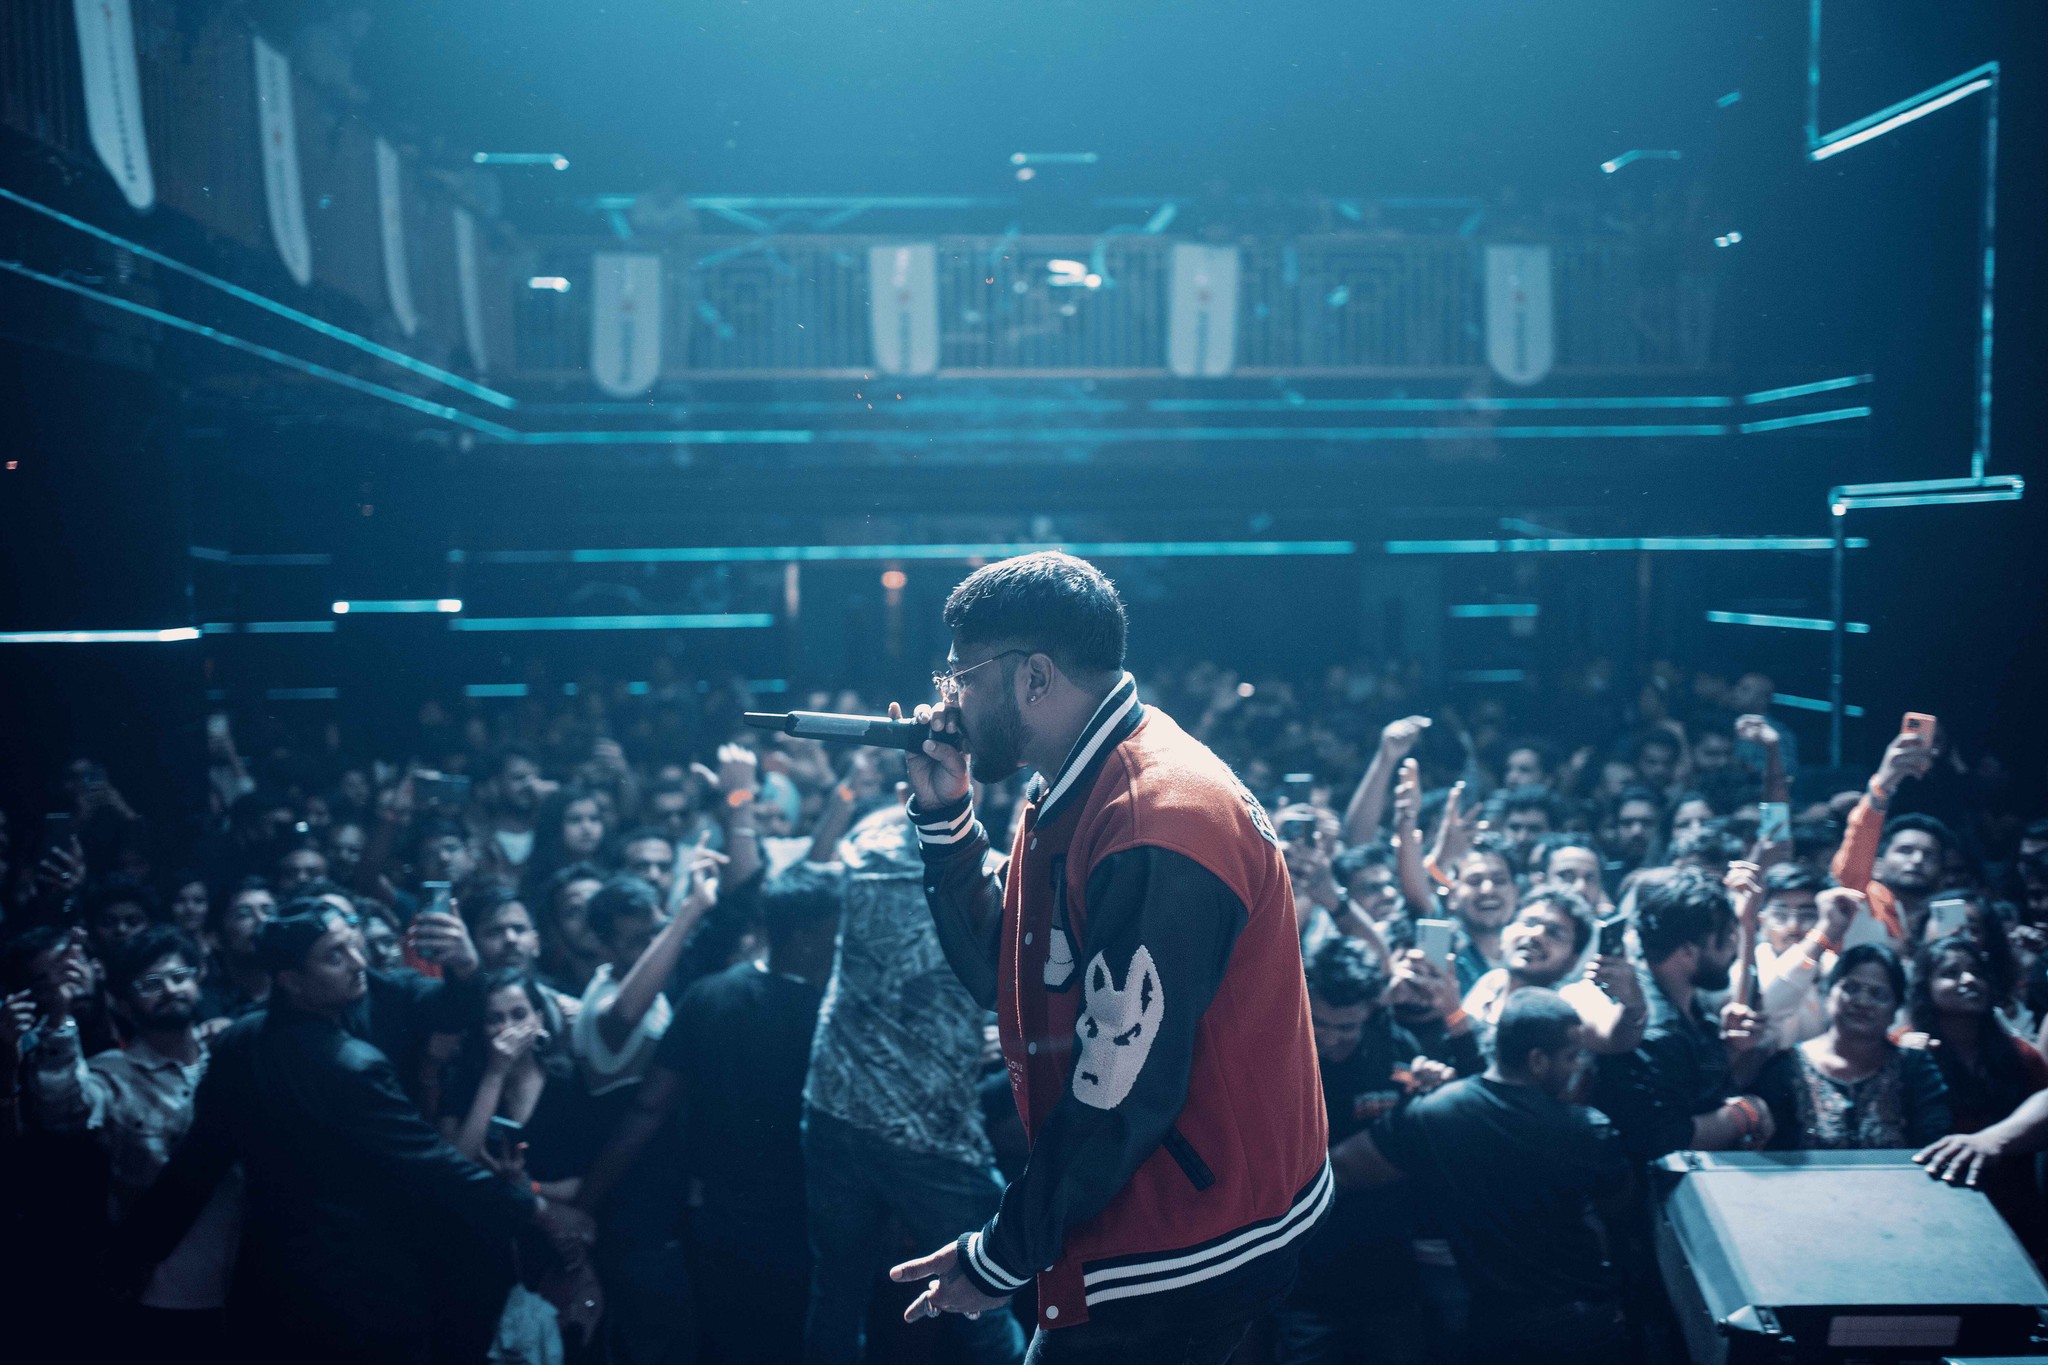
[524,786,610,897]
[1909,934,2031,1124]
[442,968,574,1117]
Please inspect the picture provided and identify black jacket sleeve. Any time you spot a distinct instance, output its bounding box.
[913,794,1005,1010]
[957,845,1248,1297]
[329,1039,542,1239]
[1594,1022,1724,1161]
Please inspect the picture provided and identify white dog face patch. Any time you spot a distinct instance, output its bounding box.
[1072,945,1162,1110]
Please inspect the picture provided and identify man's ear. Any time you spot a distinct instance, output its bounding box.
[1025,653,1056,703]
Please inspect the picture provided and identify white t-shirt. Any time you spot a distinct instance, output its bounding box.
[571,963,672,1095]
[493,827,536,867]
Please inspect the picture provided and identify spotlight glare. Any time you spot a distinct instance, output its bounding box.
[528,276,571,292]
[332,600,350,614]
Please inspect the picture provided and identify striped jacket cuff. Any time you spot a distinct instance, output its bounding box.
[957,1229,1029,1298]
[909,794,980,855]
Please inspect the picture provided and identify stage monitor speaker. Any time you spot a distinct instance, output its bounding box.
[1653,1151,2048,1365]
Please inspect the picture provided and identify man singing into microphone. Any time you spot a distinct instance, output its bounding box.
[886,552,1329,1364]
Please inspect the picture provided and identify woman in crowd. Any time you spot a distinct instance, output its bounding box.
[1906,935,2048,1135]
[439,967,605,1201]
[525,788,611,901]
[1906,933,2048,1250]
[1755,944,1952,1149]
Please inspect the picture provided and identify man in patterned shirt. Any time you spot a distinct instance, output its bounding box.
[801,804,1026,1365]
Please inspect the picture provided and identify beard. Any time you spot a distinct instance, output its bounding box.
[965,692,1027,784]
[140,999,197,1029]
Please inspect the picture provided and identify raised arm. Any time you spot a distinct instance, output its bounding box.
[1342,716,1431,846]
[1390,760,1438,916]
[1834,730,1933,892]
[597,838,722,1050]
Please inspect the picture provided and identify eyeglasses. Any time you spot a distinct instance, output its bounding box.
[133,967,199,995]
[932,649,1030,702]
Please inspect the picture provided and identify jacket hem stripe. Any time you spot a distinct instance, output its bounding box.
[1080,1163,1333,1305]
[1080,1160,1332,1291]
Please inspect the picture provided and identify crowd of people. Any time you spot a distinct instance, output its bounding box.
[4,646,2047,1364]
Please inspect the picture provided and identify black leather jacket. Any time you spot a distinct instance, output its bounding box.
[127,991,540,1351]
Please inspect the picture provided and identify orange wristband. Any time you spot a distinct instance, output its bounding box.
[835,783,856,803]
[1443,1008,1469,1032]
[725,788,755,809]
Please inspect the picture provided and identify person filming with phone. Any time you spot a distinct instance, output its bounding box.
[884,552,1328,1364]
[1832,714,1956,950]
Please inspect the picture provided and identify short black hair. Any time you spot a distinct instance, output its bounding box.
[1333,842,1393,882]
[545,861,608,906]
[1670,822,1747,868]
[0,925,71,993]
[82,877,160,927]
[1457,834,1517,872]
[760,864,844,947]
[1494,989,1582,1075]
[1495,786,1567,826]
[460,882,527,933]
[1634,867,1735,963]
[1828,941,1907,1004]
[942,551,1127,679]
[105,925,202,1001]
[1881,813,1956,859]
[618,826,674,851]
[1305,937,1387,1009]
[1634,731,1682,759]
[485,743,541,782]
[1520,888,1597,956]
[1764,863,1824,897]
[1532,833,1603,878]
[1614,785,1666,815]
[584,876,661,946]
[411,817,469,857]
[210,875,274,936]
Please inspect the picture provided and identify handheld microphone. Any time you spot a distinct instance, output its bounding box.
[743,710,963,752]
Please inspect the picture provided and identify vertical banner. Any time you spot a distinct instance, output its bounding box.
[1167,244,1240,378]
[373,138,420,336]
[452,209,489,374]
[590,252,664,396]
[867,244,939,377]
[74,0,154,210]
[1484,244,1555,386]
[252,36,312,286]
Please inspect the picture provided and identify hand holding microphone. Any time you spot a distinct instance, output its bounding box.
[892,700,971,809]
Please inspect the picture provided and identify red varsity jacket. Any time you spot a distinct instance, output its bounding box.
[915,674,1330,1330]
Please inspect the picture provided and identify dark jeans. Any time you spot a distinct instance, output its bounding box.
[1266,1301,1428,1365]
[1021,1305,1258,1365]
[692,1196,809,1365]
[801,1106,1027,1365]
[1463,1297,1628,1365]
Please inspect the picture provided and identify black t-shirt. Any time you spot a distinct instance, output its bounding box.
[1294,1015,1427,1309]
[1370,1075,1626,1309]
[653,961,822,1223]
